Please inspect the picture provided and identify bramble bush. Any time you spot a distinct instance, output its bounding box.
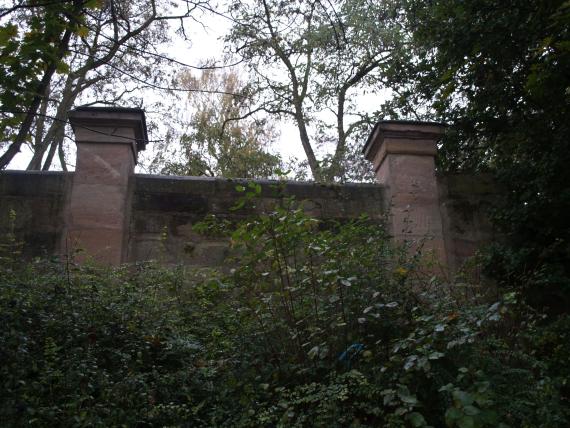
[1,197,568,426]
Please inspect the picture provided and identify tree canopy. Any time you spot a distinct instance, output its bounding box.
[0,0,199,170]
[225,0,403,181]
[151,69,283,178]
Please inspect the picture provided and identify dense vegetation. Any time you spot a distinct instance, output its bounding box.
[384,0,570,312]
[1,199,569,427]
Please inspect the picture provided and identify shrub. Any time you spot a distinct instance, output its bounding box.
[0,261,204,426]
[0,199,568,426]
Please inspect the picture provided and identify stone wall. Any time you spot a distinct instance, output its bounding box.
[0,107,502,274]
[438,173,501,272]
[128,175,385,266]
[0,171,71,258]
[0,167,499,273]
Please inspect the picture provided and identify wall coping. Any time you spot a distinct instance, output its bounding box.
[362,120,446,169]
[0,170,72,177]
[134,173,386,189]
[362,120,447,156]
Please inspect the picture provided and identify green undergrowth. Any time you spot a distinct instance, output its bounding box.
[1,200,569,427]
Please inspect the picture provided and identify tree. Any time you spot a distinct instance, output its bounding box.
[151,69,283,178]
[387,0,570,309]
[25,0,176,171]
[0,0,86,169]
[225,0,404,181]
[0,0,201,170]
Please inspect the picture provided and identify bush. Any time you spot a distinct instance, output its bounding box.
[0,260,204,426]
[0,199,568,426]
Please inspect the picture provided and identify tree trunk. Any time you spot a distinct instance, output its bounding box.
[27,71,83,170]
[27,77,75,169]
[294,106,322,181]
[42,124,66,171]
[58,139,68,172]
[330,90,347,181]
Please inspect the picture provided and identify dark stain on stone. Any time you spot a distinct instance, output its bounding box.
[134,193,208,213]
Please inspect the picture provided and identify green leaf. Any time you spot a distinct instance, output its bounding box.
[457,416,475,428]
[229,200,245,211]
[452,390,474,406]
[308,345,319,359]
[0,24,18,46]
[56,61,69,74]
[381,389,395,406]
[476,381,490,393]
[404,355,417,370]
[248,182,262,194]
[445,407,462,423]
[408,412,427,427]
[84,0,104,9]
[397,385,418,405]
[428,351,445,360]
[463,405,480,416]
[75,26,89,38]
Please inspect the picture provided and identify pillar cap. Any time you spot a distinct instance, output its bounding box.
[363,120,446,170]
[68,106,148,152]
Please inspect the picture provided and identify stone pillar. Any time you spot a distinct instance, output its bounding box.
[64,107,148,265]
[363,120,448,269]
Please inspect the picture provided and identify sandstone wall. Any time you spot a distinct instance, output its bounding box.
[0,168,502,273]
[438,173,501,271]
[0,169,503,272]
[128,175,386,266]
[0,112,504,274]
[0,171,71,259]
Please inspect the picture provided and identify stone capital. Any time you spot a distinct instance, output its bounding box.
[363,120,445,173]
[68,106,148,164]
